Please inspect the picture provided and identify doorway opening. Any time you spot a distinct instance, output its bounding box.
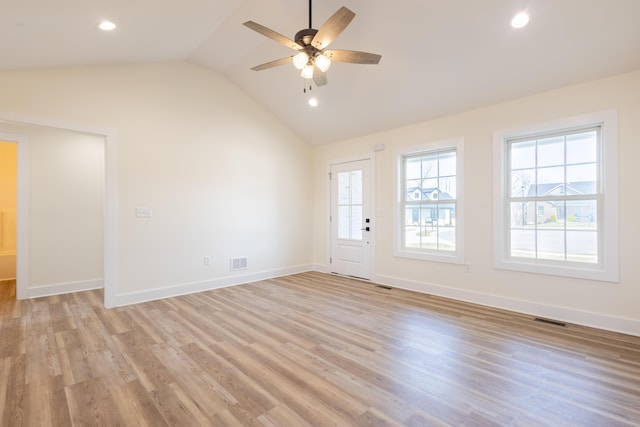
[0,113,117,308]
[0,141,17,300]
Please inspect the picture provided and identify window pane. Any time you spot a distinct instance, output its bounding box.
[567,230,597,263]
[537,229,565,261]
[438,203,455,227]
[440,177,456,199]
[538,166,564,191]
[406,179,422,201]
[422,178,438,193]
[510,202,529,227]
[404,227,421,248]
[350,170,362,204]
[439,152,456,176]
[422,157,438,178]
[567,199,597,225]
[338,172,350,204]
[510,169,535,198]
[511,229,535,258]
[438,204,456,251]
[538,136,565,167]
[404,206,415,225]
[511,140,536,170]
[567,131,597,164]
[404,204,421,248]
[538,200,563,225]
[567,164,597,192]
[437,226,455,251]
[405,157,422,180]
[338,206,350,239]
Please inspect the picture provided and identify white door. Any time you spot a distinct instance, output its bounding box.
[330,159,372,279]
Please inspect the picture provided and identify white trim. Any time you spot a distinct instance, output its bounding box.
[393,137,465,264]
[115,264,313,307]
[374,273,639,337]
[0,111,118,307]
[27,279,104,299]
[326,153,376,281]
[493,109,619,282]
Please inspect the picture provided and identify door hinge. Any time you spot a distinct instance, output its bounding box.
[329,257,332,264]
[328,172,332,180]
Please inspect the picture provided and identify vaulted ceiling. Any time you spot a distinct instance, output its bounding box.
[2,0,640,144]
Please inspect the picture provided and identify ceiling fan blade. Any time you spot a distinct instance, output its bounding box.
[243,21,303,51]
[313,69,327,87]
[323,50,382,64]
[250,57,294,71]
[311,7,355,50]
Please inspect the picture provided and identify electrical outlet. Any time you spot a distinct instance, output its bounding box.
[204,256,211,266]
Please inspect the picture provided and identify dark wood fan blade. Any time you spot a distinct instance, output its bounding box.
[311,7,355,50]
[243,21,303,51]
[250,57,294,71]
[323,50,381,64]
[313,69,327,87]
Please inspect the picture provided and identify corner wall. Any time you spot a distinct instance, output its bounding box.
[0,62,313,304]
[312,70,640,335]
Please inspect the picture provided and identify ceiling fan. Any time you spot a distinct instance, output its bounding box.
[243,0,381,87]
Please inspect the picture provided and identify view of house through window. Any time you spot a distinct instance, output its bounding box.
[402,149,457,252]
[508,127,599,263]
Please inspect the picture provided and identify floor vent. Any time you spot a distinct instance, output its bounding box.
[534,317,567,327]
[230,257,247,271]
[376,285,393,290]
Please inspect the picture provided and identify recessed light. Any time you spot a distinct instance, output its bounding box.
[511,12,529,29]
[308,98,319,107]
[98,20,117,31]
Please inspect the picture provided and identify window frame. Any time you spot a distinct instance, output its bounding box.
[394,137,464,264]
[493,110,619,282]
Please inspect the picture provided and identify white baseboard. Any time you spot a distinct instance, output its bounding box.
[28,279,104,298]
[311,263,329,274]
[372,273,640,337]
[115,264,314,307]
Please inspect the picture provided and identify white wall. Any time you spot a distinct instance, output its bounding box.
[0,62,312,304]
[312,70,640,335]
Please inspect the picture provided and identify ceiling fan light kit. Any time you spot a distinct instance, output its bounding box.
[301,64,314,79]
[243,0,381,88]
[293,52,309,70]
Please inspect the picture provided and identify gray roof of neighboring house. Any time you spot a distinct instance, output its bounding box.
[526,181,597,197]
[407,187,454,200]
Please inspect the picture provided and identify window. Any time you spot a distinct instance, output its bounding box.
[493,110,619,282]
[395,138,464,263]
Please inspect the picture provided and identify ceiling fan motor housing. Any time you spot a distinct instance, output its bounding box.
[295,28,318,47]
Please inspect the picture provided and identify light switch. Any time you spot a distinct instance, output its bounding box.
[136,207,152,218]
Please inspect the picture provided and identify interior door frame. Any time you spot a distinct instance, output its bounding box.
[327,153,376,280]
[0,133,28,292]
[0,112,118,308]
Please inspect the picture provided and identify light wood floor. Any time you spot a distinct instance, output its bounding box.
[1,273,639,426]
